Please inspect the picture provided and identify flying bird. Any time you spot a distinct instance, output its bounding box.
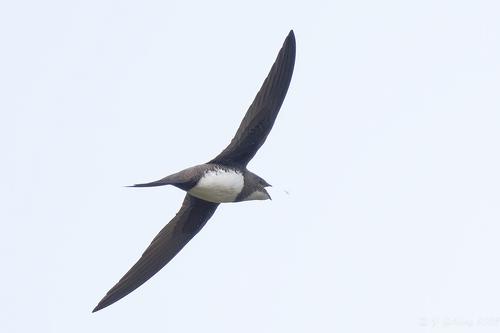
[93,30,296,312]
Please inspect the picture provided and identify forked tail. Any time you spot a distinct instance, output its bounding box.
[128,176,174,188]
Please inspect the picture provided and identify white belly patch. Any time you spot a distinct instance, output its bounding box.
[188,168,244,203]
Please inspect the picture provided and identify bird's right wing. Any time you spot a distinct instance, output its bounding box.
[209,30,296,168]
[93,194,219,312]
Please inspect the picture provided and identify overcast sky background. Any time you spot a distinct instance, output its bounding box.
[2,0,500,332]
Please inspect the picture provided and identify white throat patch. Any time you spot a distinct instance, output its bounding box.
[245,190,269,201]
[188,168,244,203]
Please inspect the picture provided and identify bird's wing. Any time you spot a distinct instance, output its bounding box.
[93,194,219,312]
[209,30,296,168]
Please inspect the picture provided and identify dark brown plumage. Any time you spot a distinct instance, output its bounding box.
[93,30,296,312]
[210,31,296,167]
[93,195,218,312]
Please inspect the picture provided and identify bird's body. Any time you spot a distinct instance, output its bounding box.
[93,30,296,312]
[132,163,271,203]
[188,165,245,203]
[187,165,270,203]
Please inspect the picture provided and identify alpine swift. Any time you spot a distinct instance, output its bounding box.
[93,30,296,312]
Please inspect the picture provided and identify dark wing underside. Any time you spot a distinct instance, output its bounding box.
[209,30,296,168]
[93,195,219,312]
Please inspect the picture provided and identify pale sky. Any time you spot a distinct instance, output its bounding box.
[2,1,500,332]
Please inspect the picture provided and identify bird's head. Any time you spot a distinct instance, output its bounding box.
[243,173,272,201]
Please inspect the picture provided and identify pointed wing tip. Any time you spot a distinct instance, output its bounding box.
[283,30,296,60]
[92,296,113,313]
[286,30,295,44]
[92,296,109,313]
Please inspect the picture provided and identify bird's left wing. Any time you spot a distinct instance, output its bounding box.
[93,194,219,312]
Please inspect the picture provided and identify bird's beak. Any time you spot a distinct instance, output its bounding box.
[264,188,272,200]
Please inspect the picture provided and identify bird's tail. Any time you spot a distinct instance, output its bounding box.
[128,176,175,188]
